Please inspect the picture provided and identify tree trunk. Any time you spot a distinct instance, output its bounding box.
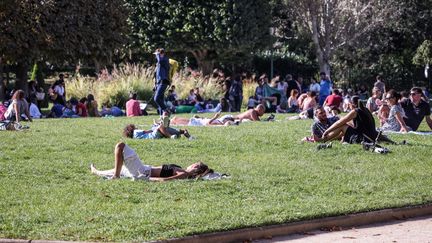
[15,62,29,96]
[310,6,332,78]
[0,58,4,101]
[190,49,214,76]
[94,58,102,74]
[36,61,45,88]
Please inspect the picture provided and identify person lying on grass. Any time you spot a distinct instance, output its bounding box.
[123,123,191,139]
[170,111,238,126]
[90,142,212,181]
[170,104,266,126]
[320,96,394,144]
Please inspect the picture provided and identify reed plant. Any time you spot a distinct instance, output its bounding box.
[66,64,258,108]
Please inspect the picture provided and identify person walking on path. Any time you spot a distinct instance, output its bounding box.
[153,48,170,115]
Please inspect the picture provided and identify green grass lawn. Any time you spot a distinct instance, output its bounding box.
[1,114,432,241]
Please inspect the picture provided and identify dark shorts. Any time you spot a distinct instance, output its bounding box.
[160,164,182,177]
[343,126,363,144]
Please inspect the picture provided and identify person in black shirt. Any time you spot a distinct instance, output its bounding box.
[321,96,381,143]
[400,87,432,131]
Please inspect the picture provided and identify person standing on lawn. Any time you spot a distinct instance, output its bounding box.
[153,48,170,115]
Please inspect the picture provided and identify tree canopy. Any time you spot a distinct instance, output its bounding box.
[0,0,129,98]
[126,0,273,74]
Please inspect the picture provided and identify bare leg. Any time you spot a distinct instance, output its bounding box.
[170,116,190,125]
[90,164,115,177]
[113,142,126,178]
[322,125,348,142]
[158,125,172,138]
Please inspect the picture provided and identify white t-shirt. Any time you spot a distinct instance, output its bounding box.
[122,145,152,180]
[188,117,211,126]
[310,83,320,93]
[5,99,28,119]
[29,103,42,119]
[54,85,65,96]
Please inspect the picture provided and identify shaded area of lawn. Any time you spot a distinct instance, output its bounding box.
[0,115,431,241]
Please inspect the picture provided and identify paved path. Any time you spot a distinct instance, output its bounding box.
[255,215,432,243]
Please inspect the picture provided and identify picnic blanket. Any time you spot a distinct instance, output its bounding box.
[95,167,229,181]
[383,131,432,136]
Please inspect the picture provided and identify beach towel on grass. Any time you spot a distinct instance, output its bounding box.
[383,131,432,136]
[95,168,230,181]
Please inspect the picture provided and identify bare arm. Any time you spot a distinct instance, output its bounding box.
[149,172,189,181]
[322,110,357,138]
[395,111,408,132]
[14,103,20,122]
[251,111,260,121]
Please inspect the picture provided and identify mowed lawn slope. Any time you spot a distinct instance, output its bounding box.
[1,114,431,241]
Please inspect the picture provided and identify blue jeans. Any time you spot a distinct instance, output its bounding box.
[319,95,328,106]
[154,82,168,115]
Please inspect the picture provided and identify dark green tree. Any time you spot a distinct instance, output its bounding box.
[126,0,273,74]
[0,0,129,100]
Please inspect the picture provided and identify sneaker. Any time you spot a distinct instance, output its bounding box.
[182,129,191,138]
[266,114,275,121]
[170,134,179,139]
[317,142,332,150]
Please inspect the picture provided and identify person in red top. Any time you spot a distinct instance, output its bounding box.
[126,92,142,117]
[323,89,343,115]
[77,98,88,117]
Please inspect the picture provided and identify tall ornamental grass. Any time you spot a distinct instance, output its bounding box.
[66,64,258,108]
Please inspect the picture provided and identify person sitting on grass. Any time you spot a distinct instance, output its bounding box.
[323,89,343,114]
[85,94,100,117]
[302,106,340,142]
[61,100,80,118]
[90,142,212,181]
[47,101,64,118]
[126,92,142,117]
[401,87,432,131]
[4,90,32,122]
[380,90,411,132]
[321,96,393,144]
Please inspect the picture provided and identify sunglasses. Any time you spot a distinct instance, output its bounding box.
[410,92,419,96]
[385,96,394,100]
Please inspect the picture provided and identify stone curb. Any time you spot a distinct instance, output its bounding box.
[2,203,432,243]
[154,203,432,243]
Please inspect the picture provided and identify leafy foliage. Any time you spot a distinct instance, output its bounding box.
[126,0,273,73]
[0,0,129,98]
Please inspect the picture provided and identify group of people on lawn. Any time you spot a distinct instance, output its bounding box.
[2,47,432,181]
